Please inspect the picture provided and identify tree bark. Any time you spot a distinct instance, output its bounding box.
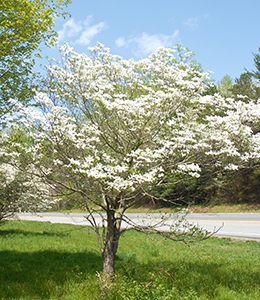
[102,209,121,279]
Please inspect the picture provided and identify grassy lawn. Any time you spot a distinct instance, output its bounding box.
[0,220,259,299]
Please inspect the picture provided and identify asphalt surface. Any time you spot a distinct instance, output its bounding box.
[15,212,260,240]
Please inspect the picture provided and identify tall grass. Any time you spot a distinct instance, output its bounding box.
[0,220,259,299]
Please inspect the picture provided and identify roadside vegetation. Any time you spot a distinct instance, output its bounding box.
[58,202,260,214]
[0,220,259,300]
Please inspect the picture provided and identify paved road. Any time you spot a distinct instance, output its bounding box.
[15,212,260,240]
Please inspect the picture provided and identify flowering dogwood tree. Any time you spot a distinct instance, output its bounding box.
[0,127,58,219]
[0,162,56,219]
[3,44,260,278]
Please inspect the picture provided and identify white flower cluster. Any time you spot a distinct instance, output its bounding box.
[2,43,260,206]
[177,163,201,178]
[0,163,16,185]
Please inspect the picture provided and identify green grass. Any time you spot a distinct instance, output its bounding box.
[0,221,260,299]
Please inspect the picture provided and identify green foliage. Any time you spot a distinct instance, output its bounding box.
[231,72,260,101]
[217,74,233,98]
[0,0,71,116]
[229,48,260,101]
[208,168,260,204]
[0,167,26,219]
[250,47,260,81]
[0,221,260,299]
[150,172,201,207]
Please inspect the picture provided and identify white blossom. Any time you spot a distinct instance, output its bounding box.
[2,43,260,211]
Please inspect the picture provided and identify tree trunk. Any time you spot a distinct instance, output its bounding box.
[102,209,121,279]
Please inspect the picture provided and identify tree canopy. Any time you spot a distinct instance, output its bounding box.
[0,0,71,117]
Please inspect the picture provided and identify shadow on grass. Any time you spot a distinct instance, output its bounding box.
[1,250,259,299]
[0,228,68,237]
[0,250,102,299]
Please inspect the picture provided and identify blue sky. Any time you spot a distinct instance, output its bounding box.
[45,0,260,83]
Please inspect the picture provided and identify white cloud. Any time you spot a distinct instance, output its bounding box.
[75,22,106,45]
[58,16,107,45]
[183,17,199,30]
[128,31,179,58]
[58,18,83,41]
[115,37,127,47]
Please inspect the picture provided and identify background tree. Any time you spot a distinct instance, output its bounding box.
[0,0,71,217]
[0,126,57,219]
[217,74,233,98]
[0,163,56,220]
[0,0,71,118]
[3,44,260,279]
[230,48,260,101]
[250,47,260,81]
[231,72,260,101]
